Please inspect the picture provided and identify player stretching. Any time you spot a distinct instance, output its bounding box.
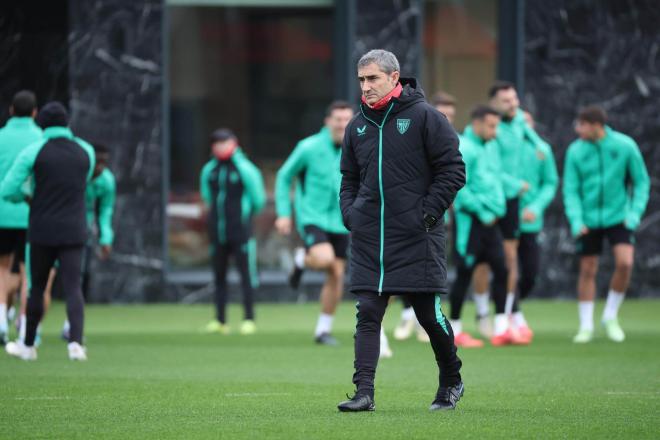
[563,106,649,343]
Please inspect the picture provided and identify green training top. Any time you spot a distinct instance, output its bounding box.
[562,126,650,237]
[0,117,43,228]
[200,148,266,223]
[0,126,95,202]
[493,109,529,199]
[453,126,506,257]
[274,127,347,235]
[518,129,558,233]
[86,168,116,245]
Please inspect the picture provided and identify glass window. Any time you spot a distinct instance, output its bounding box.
[168,5,334,269]
[422,0,498,130]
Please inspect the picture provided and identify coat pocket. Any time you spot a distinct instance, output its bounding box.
[424,228,447,285]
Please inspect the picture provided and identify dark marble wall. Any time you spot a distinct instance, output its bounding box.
[524,0,660,297]
[0,1,69,123]
[68,0,166,302]
[352,0,422,90]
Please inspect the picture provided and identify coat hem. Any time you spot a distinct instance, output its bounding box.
[349,285,448,294]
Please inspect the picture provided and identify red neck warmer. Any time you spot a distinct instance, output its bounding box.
[362,83,403,110]
[215,144,237,161]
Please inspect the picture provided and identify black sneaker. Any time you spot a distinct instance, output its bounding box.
[430,381,464,411]
[288,266,304,290]
[315,332,339,346]
[338,393,375,412]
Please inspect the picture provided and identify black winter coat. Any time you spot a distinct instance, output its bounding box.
[340,78,465,294]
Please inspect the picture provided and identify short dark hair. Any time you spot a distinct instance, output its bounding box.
[326,100,353,117]
[210,128,237,144]
[577,105,607,125]
[36,101,68,129]
[488,80,516,99]
[470,105,500,121]
[11,90,37,117]
[431,91,456,107]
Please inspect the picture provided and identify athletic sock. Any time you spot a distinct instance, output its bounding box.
[473,292,490,317]
[380,326,390,350]
[401,306,415,321]
[578,301,594,332]
[512,311,528,328]
[63,319,70,333]
[0,304,7,333]
[19,314,26,342]
[494,313,508,336]
[314,313,334,337]
[602,290,625,321]
[449,319,462,335]
[504,292,515,315]
[294,248,306,269]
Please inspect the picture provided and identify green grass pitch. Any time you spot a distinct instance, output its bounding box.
[2,299,659,439]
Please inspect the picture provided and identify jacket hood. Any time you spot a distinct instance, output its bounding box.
[360,77,427,120]
[393,77,426,113]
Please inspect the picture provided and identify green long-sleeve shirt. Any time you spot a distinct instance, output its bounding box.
[493,109,527,199]
[86,168,116,245]
[562,126,650,237]
[453,126,506,256]
[0,126,95,246]
[0,117,43,228]
[275,127,347,235]
[519,129,558,233]
[200,148,265,244]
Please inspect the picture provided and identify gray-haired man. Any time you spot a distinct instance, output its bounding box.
[338,49,465,412]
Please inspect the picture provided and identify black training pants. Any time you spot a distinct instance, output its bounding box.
[512,232,539,313]
[352,291,462,397]
[212,240,256,323]
[449,219,508,320]
[80,240,93,300]
[26,243,84,346]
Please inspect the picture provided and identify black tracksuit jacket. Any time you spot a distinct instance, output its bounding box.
[340,78,465,294]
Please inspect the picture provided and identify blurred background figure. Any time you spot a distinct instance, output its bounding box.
[275,101,353,346]
[0,90,41,345]
[469,81,531,339]
[431,91,457,125]
[511,111,558,342]
[200,129,265,336]
[449,105,514,347]
[563,106,649,344]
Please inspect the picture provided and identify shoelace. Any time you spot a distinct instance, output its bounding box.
[436,386,460,403]
[345,390,370,401]
[346,390,360,400]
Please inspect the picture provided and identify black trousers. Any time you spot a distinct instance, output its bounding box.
[26,243,84,346]
[80,240,93,300]
[450,220,508,320]
[353,291,462,398]
[513,232,539,313]
[212,240,257,323]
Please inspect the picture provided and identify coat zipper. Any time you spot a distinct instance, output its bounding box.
[360,103,394,294]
